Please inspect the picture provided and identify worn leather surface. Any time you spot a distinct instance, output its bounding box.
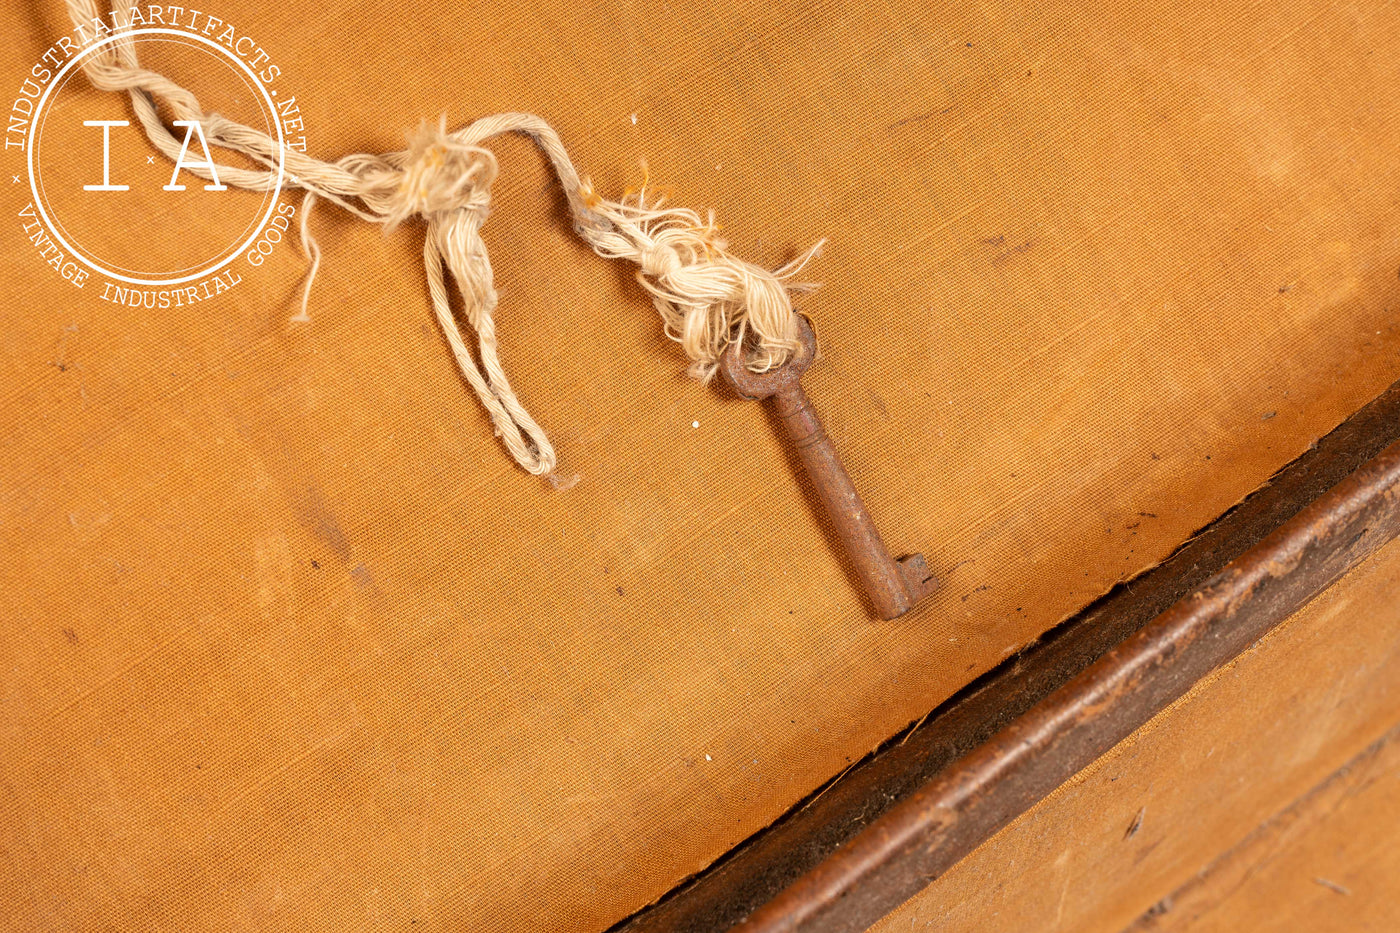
[3,0,1400,929]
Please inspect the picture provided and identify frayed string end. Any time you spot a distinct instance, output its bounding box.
[576,177,823,378]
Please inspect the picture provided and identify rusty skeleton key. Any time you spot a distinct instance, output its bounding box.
[721,316,937,619]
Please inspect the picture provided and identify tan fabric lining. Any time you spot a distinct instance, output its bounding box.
[3,1,1400,929]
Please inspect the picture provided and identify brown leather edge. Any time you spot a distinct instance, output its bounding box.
[612,379,1400,933]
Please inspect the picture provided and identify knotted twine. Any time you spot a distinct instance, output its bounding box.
[67,0,823,480]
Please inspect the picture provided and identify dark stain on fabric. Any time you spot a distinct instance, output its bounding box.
[297,486,351,560]
[992,240,1034,266]
[960,585,991,602]
[866,387,890,420]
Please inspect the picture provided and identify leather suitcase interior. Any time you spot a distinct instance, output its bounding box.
[3,1,1399,930]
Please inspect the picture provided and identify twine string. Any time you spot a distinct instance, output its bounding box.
[65,0,824,478]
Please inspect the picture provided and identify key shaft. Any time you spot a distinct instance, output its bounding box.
[721,318,936,619]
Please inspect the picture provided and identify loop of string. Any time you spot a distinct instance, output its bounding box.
[65,0,823,479]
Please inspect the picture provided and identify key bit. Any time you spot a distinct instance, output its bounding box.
[720,316,937,619]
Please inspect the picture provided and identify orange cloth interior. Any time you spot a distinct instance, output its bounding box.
[3,1,1400,929]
